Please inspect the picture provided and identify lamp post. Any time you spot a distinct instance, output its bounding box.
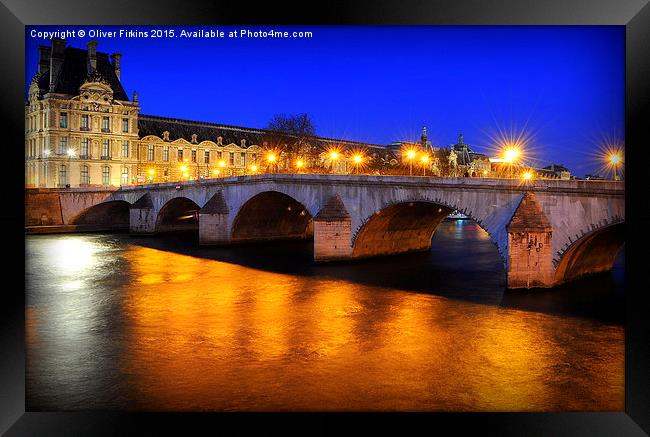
[266,152,277,173]
[66,148,76,187]
[329,150,339,174]
[609,152,622,181]
[43,148,50,187]
[406,149,416,176]
[352,154,363,175]
[420,154,429,176]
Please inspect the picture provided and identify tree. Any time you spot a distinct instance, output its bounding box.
[264,113,317,167]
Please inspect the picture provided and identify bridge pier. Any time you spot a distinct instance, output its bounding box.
[129,193,156,235]
[506,192,554,289]
[199,191,231,245]
[313,194,353,262]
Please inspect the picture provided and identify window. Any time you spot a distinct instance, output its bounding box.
[178,149,183,162]
[252,153,257,163]
[58,136,67,154]
[80,165,90,185]
[240,152,246,166]
[148,144,154,161]
[191,150,197,163]
[102,139,110,158]
[102,166,111,185]
[102,116,110,132]
[80,138,89,157]
[59,112,68,128]
[121,167,129,185]
[58,165,67,186]
[229,152,235,166]
[217,151,223,160]
[122,141,129,158]
[122,118,129,133]
[163,145,169,161]
[204,150,210,164]
[80,114,89,130]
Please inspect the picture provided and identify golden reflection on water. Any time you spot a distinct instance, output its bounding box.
[116,244,623,412]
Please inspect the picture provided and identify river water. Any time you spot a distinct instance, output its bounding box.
[25,220,624,411]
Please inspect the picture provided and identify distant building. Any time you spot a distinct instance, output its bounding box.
[536,164,572,180]
[25,38,387,188]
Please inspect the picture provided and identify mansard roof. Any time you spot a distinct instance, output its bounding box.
[138,114,266,146]
[137,114,387,151]
[34,47,129,101]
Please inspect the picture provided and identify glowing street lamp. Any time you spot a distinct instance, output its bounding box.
[502,145,521,178]
[608,151,623,180]
[266,152,277,173]
[352,154,363,174]
[43,149,51,158]
[327,149,340,174]
[405,149,417,176]
[295,160,305,173]
[521,170,534,181]
[420,154,430,176]
[148,168,155,176]
[250,164,258,173]
[66,148,76,158]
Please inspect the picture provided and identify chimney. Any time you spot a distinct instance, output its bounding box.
[87,40,97,73]
[110,53,122,80]
[49,38,66,92]
[37,46,51,74]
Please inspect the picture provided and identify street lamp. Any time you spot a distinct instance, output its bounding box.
[327,149,340,174]
[43,149,50,186]
[420,154,430,176]
[352,154,363,174]
[521,170,534,181]
[147,168,155,183]
[502,146,521,178]
[250,164,258,174]
[608,151,623,181]
[405,149,416,176]
[266,152,277,173]
[295,159,304,173]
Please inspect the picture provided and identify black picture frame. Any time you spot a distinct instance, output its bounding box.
[2,1,649,435]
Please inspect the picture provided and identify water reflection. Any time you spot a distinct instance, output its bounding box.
[26,222,624,411]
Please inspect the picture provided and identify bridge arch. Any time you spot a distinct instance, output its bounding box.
[554,221,625,284]
[351,199,504,262]
[155,196,200,233]
[69,200,131,228]
[231,190,313,243]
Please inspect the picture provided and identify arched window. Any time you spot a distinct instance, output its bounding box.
[120,167,129,185]
[148,144,154,161]
[80,165,90,185]
[58,164,67,186]
[102,166,111,185]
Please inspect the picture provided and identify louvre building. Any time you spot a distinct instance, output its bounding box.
[25,39,384,188]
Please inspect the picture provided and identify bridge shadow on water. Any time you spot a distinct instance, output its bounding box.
[125,221,625,326]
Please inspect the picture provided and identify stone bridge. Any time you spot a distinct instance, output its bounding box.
[27,174,625,289]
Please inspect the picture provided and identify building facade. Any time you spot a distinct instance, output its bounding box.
[25,39,385,188]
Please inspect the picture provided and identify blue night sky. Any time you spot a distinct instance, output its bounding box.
[26,25,624,177]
